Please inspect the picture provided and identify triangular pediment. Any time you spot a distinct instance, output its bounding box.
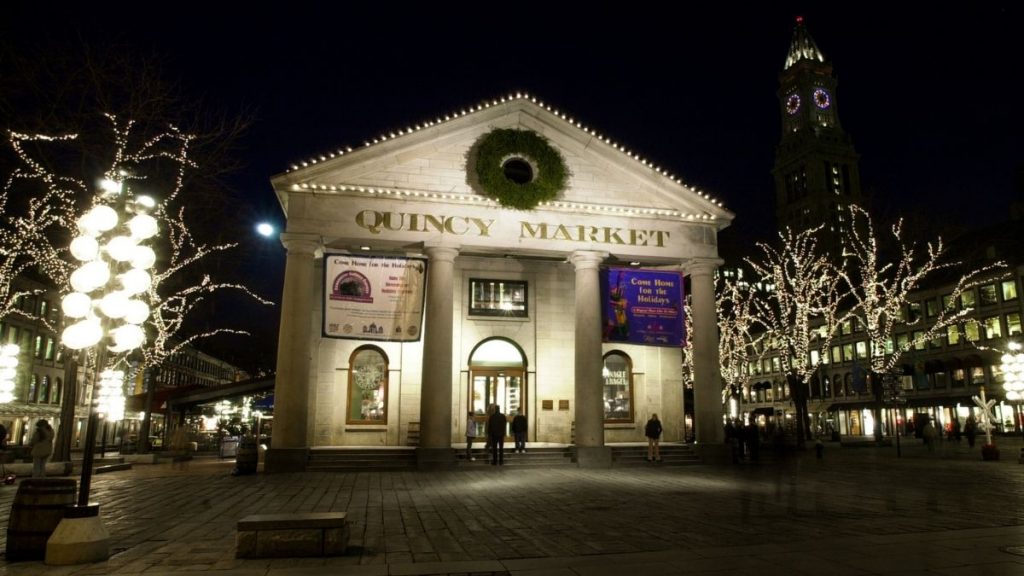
[272,95,733,228]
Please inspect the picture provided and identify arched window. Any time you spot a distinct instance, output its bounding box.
[39,376,50,404]
[602,351,633,423]
[53,378,63,404]
[29,374,38,403]
[347,346,388,424]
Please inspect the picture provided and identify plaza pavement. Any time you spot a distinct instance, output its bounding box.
[0,436,1021,576]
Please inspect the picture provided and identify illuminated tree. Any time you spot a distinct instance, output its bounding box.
[6,115,270,454]
[839,204,1004,438]
[716,277,768,419]
[747,226,849,448]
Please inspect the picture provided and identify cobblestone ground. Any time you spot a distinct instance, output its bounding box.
[0,437,1021,575]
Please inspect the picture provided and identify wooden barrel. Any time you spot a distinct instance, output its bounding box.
[234,444,258,475]
[6,478,77,561]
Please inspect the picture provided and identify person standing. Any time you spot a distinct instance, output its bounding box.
[645,413,662,462]
[511,409,527,453]
[30,419,54,478]
[465,411,477,461]
[487,404,507,466]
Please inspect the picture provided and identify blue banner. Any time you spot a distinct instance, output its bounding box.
[601,268,685,346]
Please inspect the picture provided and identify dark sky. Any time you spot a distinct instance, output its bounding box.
[3,2,1020,370]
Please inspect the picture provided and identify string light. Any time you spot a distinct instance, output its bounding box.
[0,344,19,403]
[282,93,727,211]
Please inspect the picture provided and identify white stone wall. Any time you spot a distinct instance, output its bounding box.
[307,255,683,447]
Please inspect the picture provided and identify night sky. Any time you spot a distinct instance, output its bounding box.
[2,3,1020,371]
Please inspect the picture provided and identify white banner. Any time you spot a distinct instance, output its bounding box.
[323,254,427,341]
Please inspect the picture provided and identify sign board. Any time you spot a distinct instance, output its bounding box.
[323,254,427,341]
[600,268,685,346]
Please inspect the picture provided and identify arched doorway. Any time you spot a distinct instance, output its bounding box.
[468,338,526,439]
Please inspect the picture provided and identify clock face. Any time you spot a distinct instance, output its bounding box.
[813,88,831,109]
[785,93,801,115]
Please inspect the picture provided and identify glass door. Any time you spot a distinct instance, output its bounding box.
[470,369,524,439]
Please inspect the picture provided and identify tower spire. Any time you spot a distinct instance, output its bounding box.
[784,16,825,70]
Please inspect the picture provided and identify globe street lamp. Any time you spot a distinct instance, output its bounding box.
[47,177,157,565]
[1000,341,1024,439]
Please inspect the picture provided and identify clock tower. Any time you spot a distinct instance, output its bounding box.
[773,16,862,252]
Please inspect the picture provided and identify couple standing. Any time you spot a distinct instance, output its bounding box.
[466,406,527,465]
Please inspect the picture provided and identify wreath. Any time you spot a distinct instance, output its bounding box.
[473,129,569,210]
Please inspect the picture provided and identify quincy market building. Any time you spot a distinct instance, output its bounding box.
[267,95,733,471]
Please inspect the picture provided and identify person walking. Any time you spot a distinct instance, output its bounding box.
[964,415,977,448]
[465,411,477,461]
[645,413,662,462]
[30,419,54,478]
[511,409,527,453]
[487,404,507,466]
[922,419,937,453]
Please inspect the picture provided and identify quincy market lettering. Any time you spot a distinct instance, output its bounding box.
[355,210,670,248]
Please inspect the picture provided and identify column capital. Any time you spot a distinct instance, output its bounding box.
[568,250,608,271]
[280,232,322,256]
[685,257,724,276]
[423,245,460,263]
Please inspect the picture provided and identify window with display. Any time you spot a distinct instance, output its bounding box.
[347,346,388,424]
[469,279,528,317]
[602,351,633,423]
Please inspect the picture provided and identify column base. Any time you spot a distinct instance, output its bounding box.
[575,446,612,468]
[264,448,309,473]
[45,505,110,565]
[416,448,456,470]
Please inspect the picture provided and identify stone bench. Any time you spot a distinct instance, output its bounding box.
[236,512,349,558]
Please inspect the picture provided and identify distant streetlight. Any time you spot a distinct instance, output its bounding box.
[0,344,20,403]
[255,222,275,237]
[1000,341,1024,439]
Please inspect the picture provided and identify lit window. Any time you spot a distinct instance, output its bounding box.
[831,346,842,363]
[44,337,55,361]
[1007,313,1022,336]
[947,325,961,345]
[34,335,43,358]
[980,284,998,306]
[1002,280,1018,301]
[843,343,854,361]
[603,351,633,423]
[855,341,868,359]
[925,299,939,318]
[913,331,926,350]
[964,321,981,342]
[469,279,528,317]
[29,374,38,403]
[960,290,976,309]
[983,316,1002,339]
[941,294,954,310]
[347,346,388,424]
[971,367,985,385]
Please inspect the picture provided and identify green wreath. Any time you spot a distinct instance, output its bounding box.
[473,129,569,210]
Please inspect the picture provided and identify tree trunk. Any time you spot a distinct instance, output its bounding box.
[788,373,810,449]
[52,350,83,462]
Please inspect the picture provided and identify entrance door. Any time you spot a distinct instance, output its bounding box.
[470,369,524,438]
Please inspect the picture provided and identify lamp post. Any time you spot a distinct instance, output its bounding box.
[1000,341,1024,439]
[47,176,157,565]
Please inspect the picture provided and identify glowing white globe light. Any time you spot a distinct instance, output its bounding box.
[87,205,119,232]
[134,195,156,213]
[70,236,100,262]
[131,245,156,270]
[1,344,18,356]
[123,299,150,324]
[0,392,12,403]
[0,356,16,369]
[256,222,275,237]
[70,261,111,293]
[111,324,145,351]
[106,235,138,262]
[0,368,15,381]
[119,269,151,295]
[128,214,158,240]
[61,292,93,318]
[99,291,129,319]
[99,179,123,195]
[62,319,103,350]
